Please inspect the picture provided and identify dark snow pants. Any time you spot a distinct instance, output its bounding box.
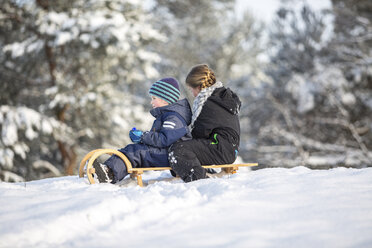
[104,143,169,183]
[168,134,238,182]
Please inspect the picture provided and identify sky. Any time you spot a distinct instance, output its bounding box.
[235,0,332,23]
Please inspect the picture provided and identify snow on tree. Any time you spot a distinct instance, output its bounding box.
[148,1,267,163]
[0,105,72,181]
[247,1,372,169]
[0,0,162,181]
[2,0,370,183]
[148,0,265,97]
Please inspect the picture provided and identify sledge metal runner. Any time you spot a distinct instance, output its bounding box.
[79,149,258,187]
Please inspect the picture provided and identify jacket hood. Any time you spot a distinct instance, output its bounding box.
[150,98,192,125]
[209,87,241,115]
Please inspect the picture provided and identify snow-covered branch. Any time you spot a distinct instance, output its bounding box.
[262,126,372,166]
[33,160,62,177]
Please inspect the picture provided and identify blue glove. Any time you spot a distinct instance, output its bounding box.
[129,128,143,144]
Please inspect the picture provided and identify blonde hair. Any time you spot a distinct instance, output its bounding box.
[185,64,216,89]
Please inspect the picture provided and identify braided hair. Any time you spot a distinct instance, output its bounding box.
[186,64,216,89]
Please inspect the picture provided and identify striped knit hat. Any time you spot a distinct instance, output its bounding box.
[149,78,180,104]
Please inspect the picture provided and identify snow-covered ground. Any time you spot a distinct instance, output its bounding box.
[1,166,372,248]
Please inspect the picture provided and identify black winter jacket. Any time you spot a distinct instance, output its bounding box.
[192,86,241,147]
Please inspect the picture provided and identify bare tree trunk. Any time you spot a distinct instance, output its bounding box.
[267,93,308,165]
[45,41,76,175]
[329,91,372,163]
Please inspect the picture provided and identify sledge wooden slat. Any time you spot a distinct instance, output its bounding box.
[79,149,103,177]
[79,148,258,186]
[222,167,237,174]
[132,167,172,171]
[205,164,255,168]
[129,163,258,172]
[130,171,144,187]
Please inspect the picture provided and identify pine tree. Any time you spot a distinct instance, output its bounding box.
[0,0,163,181]
[253,1,372,168]
[149,0,264,95]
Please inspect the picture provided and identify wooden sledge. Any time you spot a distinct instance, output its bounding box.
[79,148,258,187]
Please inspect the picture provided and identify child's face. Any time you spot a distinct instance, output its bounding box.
[151,96,169,108]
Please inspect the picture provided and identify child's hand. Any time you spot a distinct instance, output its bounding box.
[129,128,143,144]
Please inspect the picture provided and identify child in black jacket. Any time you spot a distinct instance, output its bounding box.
[168,65,241,182]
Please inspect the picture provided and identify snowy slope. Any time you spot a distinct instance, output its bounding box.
[1,167,372,248]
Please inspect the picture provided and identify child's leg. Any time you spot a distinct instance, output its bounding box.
[104,154,128,183]
[168,137,235,182]
[168,139,210,182]
[104,144,155,182]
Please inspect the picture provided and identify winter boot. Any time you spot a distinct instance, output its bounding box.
[170,170,177,177]
[92,160,114,183]
[182,166,206,183]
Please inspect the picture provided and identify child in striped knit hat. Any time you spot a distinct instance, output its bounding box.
[93,78,192,184]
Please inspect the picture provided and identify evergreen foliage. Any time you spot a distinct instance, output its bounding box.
[0,0,371,182]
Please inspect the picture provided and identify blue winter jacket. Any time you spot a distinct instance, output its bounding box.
[105,99,192,182]
[141,98,192,148]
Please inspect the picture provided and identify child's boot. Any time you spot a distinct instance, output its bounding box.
[92,160,114,183]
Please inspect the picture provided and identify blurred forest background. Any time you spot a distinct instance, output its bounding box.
[0,0,371,182]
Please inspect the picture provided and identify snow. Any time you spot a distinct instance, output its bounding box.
[1,117,18,146]
[0,106,72,170]
[341,93,356,106]
[1,166,372,247]
[286,75,315,113]
[235,0,331,24]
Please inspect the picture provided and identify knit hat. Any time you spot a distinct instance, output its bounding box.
[149,77,180,104]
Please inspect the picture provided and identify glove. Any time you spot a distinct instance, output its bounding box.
[129,128,143,144]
